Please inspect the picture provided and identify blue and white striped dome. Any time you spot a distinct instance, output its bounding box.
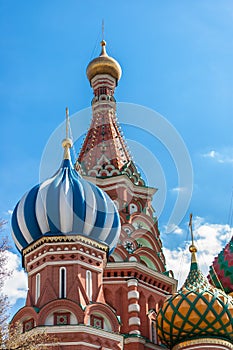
[11,148,120,253]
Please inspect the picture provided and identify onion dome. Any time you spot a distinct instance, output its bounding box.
[11,136,121,254]
[86,40,122,83]
[209,236,233,295]
[157,244,233,349]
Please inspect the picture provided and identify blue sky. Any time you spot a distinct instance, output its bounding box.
[0,1,233,314]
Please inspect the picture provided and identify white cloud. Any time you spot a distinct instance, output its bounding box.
[2,251,28,305]
[173,226,184,235]
[164,217,233,288]
[163,224,185,235]
[202,148,233,164]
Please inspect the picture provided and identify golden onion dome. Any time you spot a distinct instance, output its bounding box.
[86,40,122,84]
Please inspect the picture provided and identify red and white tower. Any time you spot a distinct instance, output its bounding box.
[11,40,178,349]
[76,40,178,348]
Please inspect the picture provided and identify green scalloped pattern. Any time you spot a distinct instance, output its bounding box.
[183,262,210,290]
[157,258,233,348]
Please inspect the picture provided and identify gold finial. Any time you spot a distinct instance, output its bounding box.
[62,107,73,160]
[189,213,197,262]
[100,39,107,56]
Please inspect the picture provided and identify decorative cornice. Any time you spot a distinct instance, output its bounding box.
[105,261,177,292]
[38,324,124,344]
[23,235,109,256]
[27,260,103,276]
[84,174,156,196]
[173,338,233,350]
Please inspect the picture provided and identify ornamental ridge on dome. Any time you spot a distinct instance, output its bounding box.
[11,108,121,254]
[157,214,233,349]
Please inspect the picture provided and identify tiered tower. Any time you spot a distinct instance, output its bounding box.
[78,39,169,278]
[77,41,177,345]
[11,40,177,349]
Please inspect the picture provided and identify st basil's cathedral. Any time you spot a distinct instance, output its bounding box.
[11,40,233,349]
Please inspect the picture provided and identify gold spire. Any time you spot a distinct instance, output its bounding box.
[100,20,107,56]
[102,19,105,41]
[62,107,73,160]
[189,213,197,263]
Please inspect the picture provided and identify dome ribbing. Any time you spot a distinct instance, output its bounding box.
[11,143,120,254]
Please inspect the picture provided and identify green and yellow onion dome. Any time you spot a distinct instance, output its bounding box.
[157,245,233,349]
[209,236,233,296]
[86,40,122,84]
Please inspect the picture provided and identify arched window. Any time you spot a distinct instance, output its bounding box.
[35,273,40,303]
[59,267,66,298]
[86,270,92,301]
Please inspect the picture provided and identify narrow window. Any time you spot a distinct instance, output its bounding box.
[35,273,40,303]
[59,267,66,298]
[151,320,157,344]
[86,270,92,301]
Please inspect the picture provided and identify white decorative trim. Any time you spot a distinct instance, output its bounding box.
[35,273,40,303]
[124,337,145,345]
[128,291,139,300]
[86,270,92,301]
[28,260,102,276]
[129,330,141,335]
[39,325,123,344]
[91,74,116,88]
[128,303,140,313]
[127,279,138,287]
[26,248,103,268]
[128,317,140,326]
[84,174,156,196]
[106,261,177,292]
[103,279,171,297]
[74,342,99,348]
[25,240,106,259]
[23,236,108,257]
[173,338,233,350]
